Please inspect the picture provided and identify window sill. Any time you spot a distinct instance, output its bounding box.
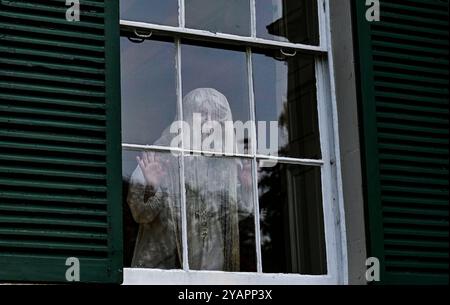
[122,268,337,285]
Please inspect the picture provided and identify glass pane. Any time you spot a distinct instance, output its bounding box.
[120,0,178,26]
[122,149,182,269]
[253,50,321,159]
[185,0,251,36]
[182,42,251,154]
[258,163,326,274]
[256,0,319,45]
[185,155,257,271]
[121,37,178,146]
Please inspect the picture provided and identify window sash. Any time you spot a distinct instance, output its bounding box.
[120,0,327,53]
[119,0,347,284]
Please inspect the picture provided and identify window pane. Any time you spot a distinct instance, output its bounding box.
[182,43,251,154]
[253,50,321,159]
[121,37,178,146]
[122,149,182,269]
[185,155,257,271]
[256,0,319,45]
[185,0,251,36]
[258,163,326,274]
[120,0,178,26]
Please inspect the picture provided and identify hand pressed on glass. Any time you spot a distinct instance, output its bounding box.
[136,152,169,190]
[238,160,252,191]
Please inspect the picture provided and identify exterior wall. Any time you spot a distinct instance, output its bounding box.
[329,0,367,285]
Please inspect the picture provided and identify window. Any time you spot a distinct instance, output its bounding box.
[120,0,346,284]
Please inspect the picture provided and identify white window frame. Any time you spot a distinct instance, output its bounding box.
[120,0,348,285]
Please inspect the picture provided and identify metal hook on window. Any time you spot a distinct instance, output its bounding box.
[280,49,297,57]
[127,29,153,43]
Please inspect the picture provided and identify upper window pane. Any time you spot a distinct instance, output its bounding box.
[121,37,178,146]
[181,42,251,154]
[253,50,321,159]
[185,0,251,36]
[120,0,179,26]
[256,0,319,45]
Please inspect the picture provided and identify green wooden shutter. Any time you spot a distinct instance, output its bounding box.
[0,0,123,283]
[354,0,449,284]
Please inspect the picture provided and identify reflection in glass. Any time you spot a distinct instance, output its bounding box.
[258,163,326,274]
[256,0,319,45]
[253,50,321,159]
[185,155,256,271]
[185,0,251,36]
[120,0,178,26]
[123,149,182,269]
[182,43,251,153]
[121,37,177,145]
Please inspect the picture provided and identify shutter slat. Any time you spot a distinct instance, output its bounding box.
[381,196,448,207]
[372,40,448,55]
[376,102,448,115]
[0,81,106,97]
[373,50,448,66]
[0,57,105,76]
[0,0,105,18]
[384,239,448,249]
[384,228,448,239]
[0,228,108,241]
[378,133,448,146]
[0,34,105,53]
[1,191,106,205]
[0,178,106,193]
[373,60,448,76]
[0,21,104,41]
[0,70,105,87]
[385,250,448,260]
[0,165,106,181]
[0,130,106,145]
[383,206,448,218]
[372,30,448,47]
[0,45,105,64]
[381,186,447,197]
[0,153,106,168]
[0,216,107,229]
[0,240,108,253]
[0,93,106,109]
[0,203,107,217]
[0,105,106,121]
[0,9,104,29]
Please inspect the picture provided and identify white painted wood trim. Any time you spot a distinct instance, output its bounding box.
[123,268,337,285]
[120,20,326,53]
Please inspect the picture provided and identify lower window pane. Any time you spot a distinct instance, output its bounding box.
[258,162,327,274]
[122,149,182,269]
[185,155,256,272]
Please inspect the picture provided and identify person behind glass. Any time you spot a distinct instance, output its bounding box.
[127,88,253,271]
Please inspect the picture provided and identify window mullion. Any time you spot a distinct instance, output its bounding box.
[317,0,328,50]
[176,37,190,271]
[250,0,256,38]
[246,47,263,273]
[179,0,185,28]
